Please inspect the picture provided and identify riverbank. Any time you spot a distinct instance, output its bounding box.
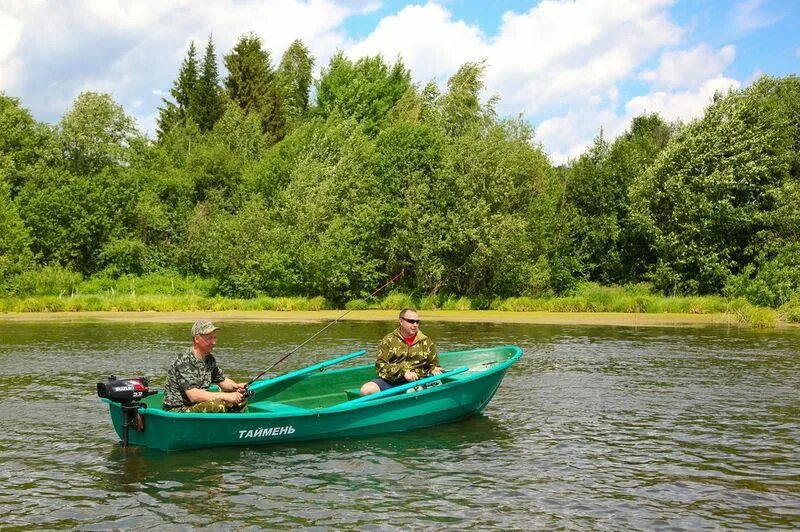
[0,309,774,327]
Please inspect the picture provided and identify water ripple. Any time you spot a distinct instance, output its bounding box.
[1,322,799,529]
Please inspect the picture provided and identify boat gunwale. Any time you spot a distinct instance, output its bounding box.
[104,345,523,420]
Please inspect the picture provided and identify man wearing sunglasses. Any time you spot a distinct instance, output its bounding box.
[359,308,443,396]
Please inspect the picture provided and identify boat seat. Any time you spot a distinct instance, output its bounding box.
[248,401,310,414]
[345,388,362,400]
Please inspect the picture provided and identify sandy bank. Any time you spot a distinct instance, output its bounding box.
[0,309,747,327]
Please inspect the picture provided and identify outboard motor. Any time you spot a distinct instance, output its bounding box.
[97,376,158,447]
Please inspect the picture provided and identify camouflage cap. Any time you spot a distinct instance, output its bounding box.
[191,319,219,337]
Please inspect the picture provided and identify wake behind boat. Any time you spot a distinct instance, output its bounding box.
[98,345,522,452]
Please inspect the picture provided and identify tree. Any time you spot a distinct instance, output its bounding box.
[210,100,267,161]
[630,76,800,294]
[276,39,314,127]
[436,61,496,137]
[0,182,33,291]
[224,34,286,142]
[565,114,672,285]
[195,36,225,132]
[58,92,139,175]
[157,41,200,139]
[16,166,140,274]
[315,52,411,135]
[0,93,52,194]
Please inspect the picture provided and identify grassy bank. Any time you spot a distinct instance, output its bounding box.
[1,282,797,328]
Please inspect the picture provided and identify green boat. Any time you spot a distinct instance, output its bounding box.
[100,345,522,452]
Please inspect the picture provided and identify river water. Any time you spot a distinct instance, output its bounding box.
[0,319,798,530]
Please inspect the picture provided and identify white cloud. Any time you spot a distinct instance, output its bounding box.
[640,44,736,90]
[346,0,683,117]
[540,75,741,164]
[0,0,759,164]
[348,3,485,83]
[730,0,780,33]
[486,0,682,113]
[537,106,628,164]
[0,0,360,127]
[626,75,741,122]
[0,9,23,90]
[346,0,687,162]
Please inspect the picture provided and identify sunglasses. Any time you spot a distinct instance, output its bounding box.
[401,317,421,324]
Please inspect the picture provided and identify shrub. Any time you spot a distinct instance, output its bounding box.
[380,292,415,310]
[345,299,369,310]
[779,294,800,323]
[10,266,83,296]
[417,295,441,310]
[440,296,471,311]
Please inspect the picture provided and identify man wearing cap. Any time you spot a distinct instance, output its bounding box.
[359,308,443,396]
[162,319,248,413]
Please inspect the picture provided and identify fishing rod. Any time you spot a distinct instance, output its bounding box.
[244,271,404,389]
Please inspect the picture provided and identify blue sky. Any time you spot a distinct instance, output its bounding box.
[1,0,797,163]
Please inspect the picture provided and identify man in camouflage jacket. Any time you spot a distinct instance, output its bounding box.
[162,320,248,413]
[359,308,443,395]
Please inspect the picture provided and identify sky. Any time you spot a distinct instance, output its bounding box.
[0,0,798,163]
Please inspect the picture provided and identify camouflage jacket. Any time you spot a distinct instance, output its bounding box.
[162,347,226,408]
[375,329,439,382]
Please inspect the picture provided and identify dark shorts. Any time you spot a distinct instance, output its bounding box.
[370,378,406,391]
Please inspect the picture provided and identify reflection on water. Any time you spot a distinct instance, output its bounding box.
[0,320,799,529]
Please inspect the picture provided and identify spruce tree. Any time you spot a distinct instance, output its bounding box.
[224,34,286,143]
[156,41,199,140]
[196,36,225,132]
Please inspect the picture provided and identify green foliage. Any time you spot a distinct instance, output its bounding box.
[385,114,559,298]
[209,101,266,160]
[183,196,295,297]
[0,93,52,193]
[77,272,214,296]
[224,34,286,142]
[440,296,471,311]
[269,117,386,301]
[9,265,83,296]
[277,39,314,127]
[727,297,778,327]
[436,61,496,137]
[781,293,800,323]
[58,92,140,174]
[565,114,672,285]
[16,167,140,274]
[417,294,441,310]
[315,52,411,135]
[98,238,148,276]
[380,292,415,310]
[158,39,226,139]
[630,76,800,295]
[195,36,226,132]
[243,118,317,201]
[723,244,800,307]
[1,35,797,324]
[186,115,390,301]
[0,182,34,291]
[345,299,369,310]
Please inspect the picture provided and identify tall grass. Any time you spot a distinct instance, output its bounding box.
[780,294,800,323]
[0,279,793,328]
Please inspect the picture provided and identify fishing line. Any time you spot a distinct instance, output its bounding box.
[245,271,404,388]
